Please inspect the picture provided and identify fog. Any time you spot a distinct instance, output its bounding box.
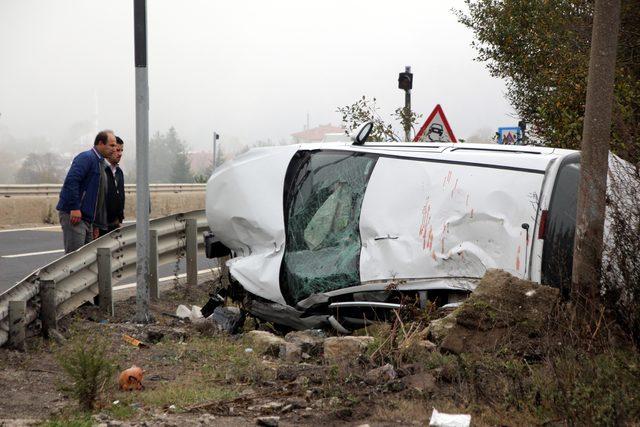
[0,0,515,182]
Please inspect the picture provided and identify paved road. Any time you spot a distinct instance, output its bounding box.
[0,225,217,294]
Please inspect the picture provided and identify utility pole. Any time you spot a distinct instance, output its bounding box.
[398,66,413,142]
[571,0,621,325]
[134,0,152,323]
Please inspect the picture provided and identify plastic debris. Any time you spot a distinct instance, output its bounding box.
[429,408,471,427]
[175,304,203,322]
[118,366,145,391]
[245,348,254,353]
[208,306,245,334]
[123,334,148,348]
[175,304,191,319]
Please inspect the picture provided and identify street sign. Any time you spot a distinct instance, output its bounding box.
[414,104,457,142]
[497,127,521,145]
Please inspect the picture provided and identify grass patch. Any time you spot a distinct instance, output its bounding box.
[116,382,236,411]
[40,413,93,427]
[104,402,138,420]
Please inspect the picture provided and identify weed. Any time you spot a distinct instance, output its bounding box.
[55,331,116,410]
[40,413,93,427]
[105,402,137,420]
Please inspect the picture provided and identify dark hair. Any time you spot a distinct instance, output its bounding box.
[116,136,124,145]
[94,130,114,146]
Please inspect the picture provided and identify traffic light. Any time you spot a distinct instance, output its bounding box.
[398,68,413,91]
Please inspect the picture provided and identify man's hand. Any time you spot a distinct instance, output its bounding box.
[92,227,100,240]
[70,209,82,225]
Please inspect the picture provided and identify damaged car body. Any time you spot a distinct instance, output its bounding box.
[204,134,625,331]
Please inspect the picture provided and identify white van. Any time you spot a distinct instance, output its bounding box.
[204,138,612,330]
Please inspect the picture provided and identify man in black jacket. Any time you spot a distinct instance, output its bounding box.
[99,136,125,236]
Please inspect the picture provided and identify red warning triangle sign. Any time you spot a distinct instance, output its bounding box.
[413,104,457,142]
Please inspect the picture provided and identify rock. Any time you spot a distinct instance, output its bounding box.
[256,416,280,427]
[427,312,458,344]
[440,269,560,356]
[323,336,374,363]
[402,372,436,393]
[365,363,397,385]
[244,331,286,356]
[278,342,302,362]
[198,413,216,424]
[284,330,325,356]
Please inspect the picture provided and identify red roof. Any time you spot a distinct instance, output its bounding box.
[291,124,345,142]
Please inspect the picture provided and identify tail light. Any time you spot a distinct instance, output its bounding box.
[538,210,548,239]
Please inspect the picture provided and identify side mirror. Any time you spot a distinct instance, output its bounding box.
[351,122,374,145]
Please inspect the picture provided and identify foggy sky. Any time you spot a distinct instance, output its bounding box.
[0,0,515,152]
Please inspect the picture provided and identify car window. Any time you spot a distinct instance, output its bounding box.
[281,151,378,304]
[541,158,580,292]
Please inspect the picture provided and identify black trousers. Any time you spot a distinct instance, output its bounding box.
[98,223,120,237]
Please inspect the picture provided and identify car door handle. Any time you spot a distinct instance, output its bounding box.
[374,234,399,241]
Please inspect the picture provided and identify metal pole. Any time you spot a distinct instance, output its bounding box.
[97,248,114,316]
[212,131,217,170]
[186,218,198,288]
[404,66,411,142]
[9,300,26,351]
[40,279,57,339]
[134,0,152,323]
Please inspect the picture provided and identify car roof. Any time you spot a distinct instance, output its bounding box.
[297,142,579,174]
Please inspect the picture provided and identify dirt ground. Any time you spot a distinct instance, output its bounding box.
[0,279,463,427]
[3,271,637,426]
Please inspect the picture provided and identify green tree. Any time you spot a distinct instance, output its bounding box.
[149,126,193,183]
[457,0,639,162]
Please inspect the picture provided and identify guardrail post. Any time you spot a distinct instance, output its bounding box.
[150,229,159,300]
[40,279,57,339]
[9,300,26,351]
[186,218,198,287]
[97,248,114,316]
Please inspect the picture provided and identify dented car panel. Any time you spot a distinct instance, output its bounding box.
[206,145,299,305]
[359,155,546,285]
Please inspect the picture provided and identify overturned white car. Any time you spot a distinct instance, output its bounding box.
[205,130,592,330]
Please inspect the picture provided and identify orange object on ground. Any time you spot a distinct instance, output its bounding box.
[123,334,148,348]
[119,365,145,391]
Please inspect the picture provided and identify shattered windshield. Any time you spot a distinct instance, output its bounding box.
[281,150,378,304]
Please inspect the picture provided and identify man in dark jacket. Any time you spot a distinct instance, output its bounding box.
[57,130,117,253]
[99,136,125,236]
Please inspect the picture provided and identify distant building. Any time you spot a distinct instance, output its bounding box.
[291,124,345,144]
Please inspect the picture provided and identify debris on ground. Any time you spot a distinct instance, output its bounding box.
[429,408,471,427]
[122,334,148,348]
[118,365,145,391]
[208,306,245,334]
[175,304,203,322]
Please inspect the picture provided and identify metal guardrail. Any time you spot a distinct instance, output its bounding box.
[0,184,206,196]
[0,209,209,347]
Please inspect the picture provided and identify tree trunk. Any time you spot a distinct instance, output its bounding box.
[571,0,621,327]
